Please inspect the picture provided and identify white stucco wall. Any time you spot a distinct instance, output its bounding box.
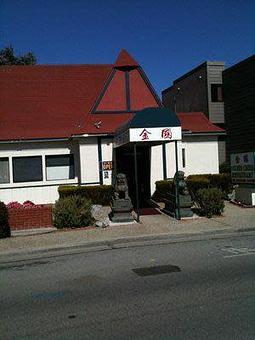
[0,140,79,204]
[165,141,182,179]
[149,136,219,195]
[0,134,220,204]
[150,145,164,194]
[165,135,219,178]
[181,136,219,176]
[79,137,100,185]
[0,186,61,205]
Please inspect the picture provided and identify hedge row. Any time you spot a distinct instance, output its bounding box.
[153,174,230,218]
[58,185,114,206]
[154,174,231,202]
[186,173,232,197]
[152,180,174,201]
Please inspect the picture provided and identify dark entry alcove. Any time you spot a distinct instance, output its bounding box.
[115,145,151,208]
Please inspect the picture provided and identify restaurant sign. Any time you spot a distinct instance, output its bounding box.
[114,126,182,148]
[129,126,182,142]
[230,152,255,183]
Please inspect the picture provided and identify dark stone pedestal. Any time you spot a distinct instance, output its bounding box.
[179,195,193,208]
[178,195,193,217]
[109,198,134,223]
[176,208,194,218]
[163,194,193,218]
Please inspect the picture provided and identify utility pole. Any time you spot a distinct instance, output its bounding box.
[174,87,181,220]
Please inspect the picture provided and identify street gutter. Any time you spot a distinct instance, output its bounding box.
[1,228,255,265]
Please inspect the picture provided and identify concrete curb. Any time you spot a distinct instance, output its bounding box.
[11,227,57,237]
[1,227,255,264]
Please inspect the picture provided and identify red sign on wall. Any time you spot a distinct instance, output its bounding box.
[102,161,113,171]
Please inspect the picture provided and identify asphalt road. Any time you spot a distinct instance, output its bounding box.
[1,235,255,339]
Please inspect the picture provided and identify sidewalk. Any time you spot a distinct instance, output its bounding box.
[0,202,254,258]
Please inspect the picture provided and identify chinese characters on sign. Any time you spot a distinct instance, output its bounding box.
[231,152,255,183]
[119,125,182,144]
[138,128,173,141]
[161,128,172,140]
[139,128,151,140]
[102,161,113,171]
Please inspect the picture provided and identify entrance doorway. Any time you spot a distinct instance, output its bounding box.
[115,144,151,208]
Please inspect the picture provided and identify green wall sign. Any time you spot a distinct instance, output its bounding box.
[230,152,255,184]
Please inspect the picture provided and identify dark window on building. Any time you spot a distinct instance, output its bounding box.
[46,154,75,181]
[13,156,43,183]
[182,148,186,168]
[0,158,10,183]
[211,84,223,102]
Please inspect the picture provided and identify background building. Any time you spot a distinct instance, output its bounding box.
[223,55,255,205]
[162,61,226,164]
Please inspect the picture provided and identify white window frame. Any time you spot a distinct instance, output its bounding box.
[45,154,75,181]
[12,155,43,183]
[0,157,10,184]
[0,144,78,188]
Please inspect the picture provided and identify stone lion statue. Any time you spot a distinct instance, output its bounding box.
[114,173,130,200]
[173,171,189,196]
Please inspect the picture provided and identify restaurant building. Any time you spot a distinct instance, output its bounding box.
[0,50,224,205]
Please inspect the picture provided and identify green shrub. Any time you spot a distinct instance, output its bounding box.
[53,196,94,229]
[209,173,232,195]
[196,188,225,218]
[219,162,231,174]
[187,174,232,198]
[58,185,114,206]
[152,180,174,201]
[186,175,210,198]
[0,201,11,238]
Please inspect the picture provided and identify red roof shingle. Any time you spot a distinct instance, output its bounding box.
[177,112,225,133]
[0,64,112,140]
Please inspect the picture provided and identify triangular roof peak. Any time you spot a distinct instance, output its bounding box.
[114,49,139,69]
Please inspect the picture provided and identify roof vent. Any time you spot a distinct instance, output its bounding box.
[94,121,102,129]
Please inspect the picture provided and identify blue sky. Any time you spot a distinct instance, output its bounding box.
[1,0,254,94]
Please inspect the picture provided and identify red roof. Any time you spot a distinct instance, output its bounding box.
[177,112,225,133]
[0,50,223,142]
[114,49,139,69]
[82,113,134,134]
[0,50,161,141]
[0,64,112,140]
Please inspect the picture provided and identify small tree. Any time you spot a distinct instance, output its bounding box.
[0,45,36,65]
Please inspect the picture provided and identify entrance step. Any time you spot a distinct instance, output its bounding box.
[135,207,161,216]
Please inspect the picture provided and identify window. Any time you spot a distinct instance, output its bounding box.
[182,148,186,168]
[13,156,43,183]
[211,84,223,102]
[46,154,75,181]
[0,158,10,183]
